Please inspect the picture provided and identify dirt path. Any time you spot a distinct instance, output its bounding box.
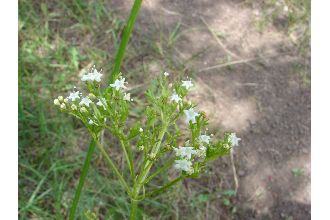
[109,0,310,219]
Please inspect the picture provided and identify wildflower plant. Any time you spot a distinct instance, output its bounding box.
[53,0,240,219]
[54,68,240,219]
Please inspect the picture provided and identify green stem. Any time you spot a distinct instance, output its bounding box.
[129,199,139,220]
[110,0,143,83]
[68,139,96,220]
[105,126,135,180]
[145,176,184,198]
[129,122,168,210]
[143,158,175,184]
[120,138,135,179]
[137,123,168,185]
[93,137,131,194]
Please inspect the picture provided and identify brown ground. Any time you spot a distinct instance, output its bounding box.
[109,0,311,219]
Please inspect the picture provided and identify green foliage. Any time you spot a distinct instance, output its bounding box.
[55,67,237,218]
[84,210,98,220]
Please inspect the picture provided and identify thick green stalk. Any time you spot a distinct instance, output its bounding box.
[110,0,143,83]
[68,140,96,220]
[129,199,139,220]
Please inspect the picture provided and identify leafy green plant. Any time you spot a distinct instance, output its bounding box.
[54,68,240,219]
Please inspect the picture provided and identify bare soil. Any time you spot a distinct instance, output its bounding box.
[109,0,311,219]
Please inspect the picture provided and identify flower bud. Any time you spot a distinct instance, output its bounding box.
[60,103,66,109]
[187,168,194,175]
[71,104,77,110]
[58,96,64,102]
[149,153,156,160]
[54,99,60,106]
[139,128,143,132]
[123,93,131,101]
[88,93,96,100]
[64,98,69,103]
[80,107,88,113]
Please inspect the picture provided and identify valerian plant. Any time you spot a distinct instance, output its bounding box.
[54,68,241,219]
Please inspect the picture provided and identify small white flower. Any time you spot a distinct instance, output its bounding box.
[199,134,211,144]
[228,133,241,147]
[196,146,207,158]
[67,91,80,101]
[174,146,197,160]
[88,119,95,125]
[96,98,106,109]
[81,68,103,82]
[60,103,66,109]
[54,99,60,106]
[164,71,169,76]
[79,97,92,107]
[184,108,199,124]
[174,159,193,173]
[181,80,193,89]
[170,92,182,103]
[139,128,143,132]
[123,93,131,101]
[110,77,127,91]
[283,5,288,12]
[58,96,64,102]
[92,69,103,82]
[71,104,77,110]
[63,98,69,103]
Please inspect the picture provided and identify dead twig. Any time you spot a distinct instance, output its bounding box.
[200,16,261,72]
[198,57,260,72]
[230,148,239,193]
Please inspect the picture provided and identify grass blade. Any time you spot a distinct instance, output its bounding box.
[68,140,96,220]
[110,0,143,83]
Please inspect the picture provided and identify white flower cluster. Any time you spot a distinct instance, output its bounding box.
[168,78,199,124]
[109,76,133,101]
[54,68,135,127]
[81,67,103,82]
[174,133,212,174]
